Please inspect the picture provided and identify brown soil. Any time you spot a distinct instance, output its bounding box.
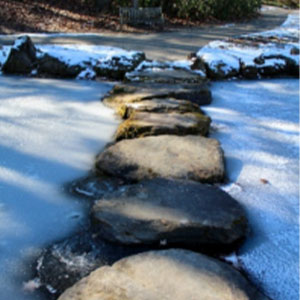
[0,0,224,34]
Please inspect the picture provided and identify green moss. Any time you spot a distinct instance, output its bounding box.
[116,105,129,119]
[115,120,152,141]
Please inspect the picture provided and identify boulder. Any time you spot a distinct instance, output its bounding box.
[126,68,205,84]
[94,52,145,80]
[190,56,207,73]
[258,57,287,77]
[240,64,259,79]
[205,61,240,80]
[92,178,247,249]
[114,111,211,141]
[2,36,36,74]
[102,83,212,109]
[117,98,202,119]
[58,249,268,300]
[95,135,224,183]
[36,230,147,296]
[37,54,83,78]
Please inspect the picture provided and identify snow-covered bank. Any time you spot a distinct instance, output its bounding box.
[0,77,119,299]
[0,39,145,80]
[203,79,299,300]
[197,14,299,79]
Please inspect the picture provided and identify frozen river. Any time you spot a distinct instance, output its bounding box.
[0,76,119,300]
[0,77,298,300]
[204,79,299,300]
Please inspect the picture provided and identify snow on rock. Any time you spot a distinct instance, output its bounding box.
[37,44,145,80]
[0,41,145,80]
[197,13,299,79]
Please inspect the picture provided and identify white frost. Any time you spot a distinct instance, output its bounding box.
[204,79,299,300]
[0,76,119,300]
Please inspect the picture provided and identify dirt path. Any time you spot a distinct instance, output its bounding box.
[0,6,294,60]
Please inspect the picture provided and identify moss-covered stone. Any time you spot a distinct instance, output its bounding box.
[114,111,211,141]
[117,98,203,119]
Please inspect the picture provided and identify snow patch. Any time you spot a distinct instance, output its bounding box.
[197,13,299,75]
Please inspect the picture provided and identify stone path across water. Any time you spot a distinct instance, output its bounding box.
[34,52,257,297]
[0,9,297,299]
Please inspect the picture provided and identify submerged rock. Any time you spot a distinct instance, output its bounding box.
[92,178,247,249]
[114,111,211,141]
[36,230,147,296]
[2,36,37,74]
[117,98,203,119]
[96,135,225,183]
[102,83,212,109]
[58,249,268,300]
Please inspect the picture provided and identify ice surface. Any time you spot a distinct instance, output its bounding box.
[0,76,119,300]
[203,79,299,300]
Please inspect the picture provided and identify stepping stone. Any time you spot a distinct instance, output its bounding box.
[92,178,247,248]
[114,111,211,141]
[117,98,202,119]
[58,249,268,300]
[102,82,212,109]
[126,68,205,84]
[96,135,224,183]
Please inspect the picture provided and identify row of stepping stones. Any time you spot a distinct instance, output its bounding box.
[36,75,269,300]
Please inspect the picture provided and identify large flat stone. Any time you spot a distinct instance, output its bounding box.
[58,249,268,300]
[102,83,212,109]
[96,135,224,183]
[92,178,247,248]
[114,111,211,141]
[126,68,205,83]
[117,98,202,119]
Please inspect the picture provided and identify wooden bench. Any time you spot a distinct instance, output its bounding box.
[119,7,164,29]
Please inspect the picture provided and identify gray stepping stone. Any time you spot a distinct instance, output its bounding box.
[58,249,268,300]
[126,68,205,84]
[114,111,211,141]
[92,178,247,248]
[96,135,224,183]
[102,82,212,109]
